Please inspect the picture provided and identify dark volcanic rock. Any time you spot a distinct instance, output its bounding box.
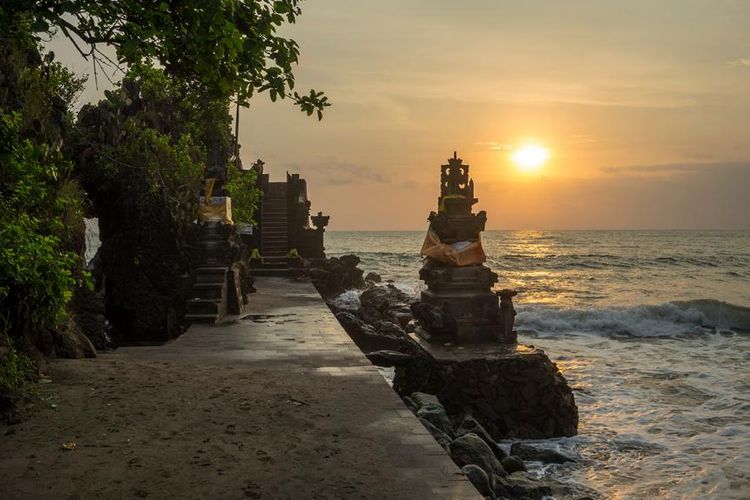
[334,311,403,353]
[394,345,579,440]
[309,255,365,298]
[456,415,505,460]
[374,321,407,338]
[416,404,454,439]
[364,271,382,283]
[402,396,418,413]
[449,433,506,479]
[410,392,440,409]
[419,419,453,450]
[71,286,109,350]
[335,311,376,337]
[510,443,575,464]
[461,464,494,498]
[365,350,413,367]
[359,285,413,324]
[494,473,554,499]
[500,455,527,473]
[339,254,361,268]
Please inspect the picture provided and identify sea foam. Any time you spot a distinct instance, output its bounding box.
[517,300,750,338]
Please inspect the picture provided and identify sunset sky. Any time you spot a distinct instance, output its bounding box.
[54,1,750,230]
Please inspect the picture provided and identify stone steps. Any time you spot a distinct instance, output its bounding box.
[186,266,228,323]
[254,181,297,274]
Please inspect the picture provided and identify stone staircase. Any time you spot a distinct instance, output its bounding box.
[254,182,302,275]
[185,267,228,323]
[185,222,231,323]
[261,182,289,258]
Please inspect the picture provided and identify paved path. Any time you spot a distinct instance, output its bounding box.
[1,277,477,499]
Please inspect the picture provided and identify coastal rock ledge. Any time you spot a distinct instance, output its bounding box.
[394,338,578,440]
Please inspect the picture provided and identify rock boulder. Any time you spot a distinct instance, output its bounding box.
[449,433,506,479]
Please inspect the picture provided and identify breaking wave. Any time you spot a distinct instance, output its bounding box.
[517,299,750,337]
[330,289,361,312]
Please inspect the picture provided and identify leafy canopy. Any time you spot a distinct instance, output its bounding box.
[2,0,329,118]
[73,65,209,229]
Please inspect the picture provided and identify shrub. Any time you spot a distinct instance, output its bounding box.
[0,111,85,338]
[225,163,261,224]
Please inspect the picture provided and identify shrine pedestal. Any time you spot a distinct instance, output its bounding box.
[394,335,578,440]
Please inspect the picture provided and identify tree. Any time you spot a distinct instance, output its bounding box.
[71,66,212,341]
[1,1,329,116]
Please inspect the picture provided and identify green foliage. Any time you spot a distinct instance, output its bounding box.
[225,163,261,224]
[0,25,86,145]
[95,127,205,227]
[4,0,330,117]
[73,66,207,229]
[0,332,35,397]
[0,111,85,337]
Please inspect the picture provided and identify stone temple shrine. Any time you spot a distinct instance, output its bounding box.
[418,152,517,344]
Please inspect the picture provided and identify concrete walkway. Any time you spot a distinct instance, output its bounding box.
[1,277,476,499]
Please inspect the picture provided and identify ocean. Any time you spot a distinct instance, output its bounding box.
[326,230,750,499]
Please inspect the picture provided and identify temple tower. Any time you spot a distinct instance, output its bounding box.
[418,152,516,344]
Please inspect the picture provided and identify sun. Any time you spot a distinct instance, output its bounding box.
[512,144,549,173]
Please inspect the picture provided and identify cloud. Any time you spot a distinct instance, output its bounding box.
[285,160,388,186]
[728,58,750,67]
[600,161,750,177]
[475,141,514,151]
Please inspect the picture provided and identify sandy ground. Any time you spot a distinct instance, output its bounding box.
[0,278,476,499]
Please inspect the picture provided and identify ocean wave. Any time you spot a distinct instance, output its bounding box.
[516,299,750,337]
[485,253,749,272]
[672,299,750,330]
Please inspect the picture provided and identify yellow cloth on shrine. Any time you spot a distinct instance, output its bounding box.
[198,196,233,224]
[420,230,486,266]
[198,178,233,224]
[204,178,216,201]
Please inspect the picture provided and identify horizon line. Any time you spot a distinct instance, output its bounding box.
[325,228,750,232]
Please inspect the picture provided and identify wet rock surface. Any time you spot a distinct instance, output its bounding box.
[358,284,414,325]
[420,419,454,450]
[417,405,455,439]
[408,391,580,500]
[461,464,494,497]
[456,415,505,460]
[500,455,527,473]
[449,433,506,478]
[364,350,413,367]
[333,312,406,353]
[364,271,382,283]
[309,254,365,298]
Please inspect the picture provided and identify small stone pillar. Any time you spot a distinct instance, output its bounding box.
[497,289,518,343]
[311,211,330,231]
